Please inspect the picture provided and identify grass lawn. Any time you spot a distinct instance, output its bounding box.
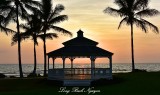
[0,72,160,95]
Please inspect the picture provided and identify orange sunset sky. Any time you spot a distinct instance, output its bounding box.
[0,0,160,64]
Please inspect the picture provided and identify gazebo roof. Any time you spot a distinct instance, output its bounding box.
[63,30,98,46]
[47,30,113,57]
[47,46,113,57]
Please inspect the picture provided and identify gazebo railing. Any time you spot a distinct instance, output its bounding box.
[48,68,111,80]
[48,69,64,79]
[64,68,111,75]
[64,68,91,75]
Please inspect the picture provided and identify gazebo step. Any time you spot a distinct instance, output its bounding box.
[63,80,91,86]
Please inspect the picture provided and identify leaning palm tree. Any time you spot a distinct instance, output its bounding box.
[40,0,72,76]
[0,0,41,77]
[104,0,159,71]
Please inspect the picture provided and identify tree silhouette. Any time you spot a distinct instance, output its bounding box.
[0,0,41,77]
[18,14,42,75]
[23,15,41,75]
[40,0,72,76]
[104,0,159,71]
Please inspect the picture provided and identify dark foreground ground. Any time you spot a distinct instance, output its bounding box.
[0,72,160,95]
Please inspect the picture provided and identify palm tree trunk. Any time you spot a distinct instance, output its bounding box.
[131,23,135,72]
[33,41,37,74]
[16,2,23,78]
[43,32,47,76]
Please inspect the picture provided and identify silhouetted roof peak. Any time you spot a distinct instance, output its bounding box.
[63,30,98,46]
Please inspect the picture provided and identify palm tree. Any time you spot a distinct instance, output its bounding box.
[104,0,159,71]
[11,14,42,75]
[0,0,41,77]
[19,14,42,74]
[38,33,59,74]
[40,0,72,76]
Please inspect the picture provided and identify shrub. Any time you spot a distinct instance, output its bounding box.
[0,73,6,78]
[27,73,41,77]
[132,69,147,72]
[10,76,16,78]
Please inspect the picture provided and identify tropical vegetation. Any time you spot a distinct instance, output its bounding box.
[38,0,72,76]
[0,0,72,77]
[104,0,159,71]
[0,0,41,77]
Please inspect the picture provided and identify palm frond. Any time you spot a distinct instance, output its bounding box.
[0,24,16,35]
[37,33,58,40]
[135,8,160,17]
[45,33,58,40]
[36,34,43,40]
[0,0,12,9]
[0,14,15,34]
[0,6,12,13]
[19,3,29,20]
[49,15,68,24]
[51,4,65,18]
[11,32,30,46]
[104,7,122,16]
[19,24,30,30]
[0,0,11,5]
[133,18,148,33]
[22,0,42,8]
[23,29,34,36]
[133,0,149,11]
[114,0,127,8]
[118,17,129,29]
[4,7,16,26]
[0,15,6,24]
[25,3,42,17]
[141,19,159,33]
[49,25,72,37]
[20,24,40,37]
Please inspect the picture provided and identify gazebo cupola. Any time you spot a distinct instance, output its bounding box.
[77,29,84,37]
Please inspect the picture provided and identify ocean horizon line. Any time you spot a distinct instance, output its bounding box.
[0,63,160,65]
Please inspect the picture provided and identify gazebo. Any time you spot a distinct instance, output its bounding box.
[47,29,113,86]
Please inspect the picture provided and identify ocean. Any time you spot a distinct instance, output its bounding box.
[0,63,160,77]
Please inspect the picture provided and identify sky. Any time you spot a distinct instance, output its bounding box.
[0,0,160,64]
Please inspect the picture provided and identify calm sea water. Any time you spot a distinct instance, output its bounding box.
[0,63,160,77]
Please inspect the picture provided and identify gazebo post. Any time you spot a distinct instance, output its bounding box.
[52,57,55,69]
[62,57,66,69]
[109,56,112,77]
[70,58,74,69]
[48,56,50,70]
[69,57,75,75]
[90,56,96,79]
